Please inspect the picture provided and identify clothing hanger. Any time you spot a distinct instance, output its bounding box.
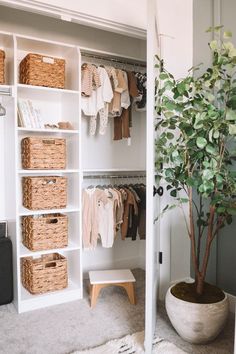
[81,62,88,70]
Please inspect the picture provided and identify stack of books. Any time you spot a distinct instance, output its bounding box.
[18,99,43,128]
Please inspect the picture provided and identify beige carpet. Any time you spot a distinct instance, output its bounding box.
[72,331,187,354]
[0,269,234,354]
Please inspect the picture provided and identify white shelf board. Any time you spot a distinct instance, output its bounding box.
[19,206,80,216]
[19,281,82,313]
[20,241,80,258]
[17,127,79,134]
[17,83,79,95]
[83,168,146,173]
[18,169,80,174]
[0,84,13,93]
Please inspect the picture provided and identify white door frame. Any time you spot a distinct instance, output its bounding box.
[145,0,164,352]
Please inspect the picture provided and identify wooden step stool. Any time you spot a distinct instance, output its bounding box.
[89,269,136,308]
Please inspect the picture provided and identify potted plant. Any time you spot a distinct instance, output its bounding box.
[155,26,236,344]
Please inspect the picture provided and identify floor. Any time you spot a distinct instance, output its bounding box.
[0,269,234,354]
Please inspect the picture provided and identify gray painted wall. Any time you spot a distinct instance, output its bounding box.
[193,0,236,296]
[216,0,236,296]
[192,0,217,285]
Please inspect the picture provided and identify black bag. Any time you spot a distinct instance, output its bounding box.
[0,234,13,305]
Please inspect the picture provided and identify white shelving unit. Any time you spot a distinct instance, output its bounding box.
[3,30,146,314]
[4,32,82,313]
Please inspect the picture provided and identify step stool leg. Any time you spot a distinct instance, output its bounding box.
[123,282,136,305]
[90,284,103,308]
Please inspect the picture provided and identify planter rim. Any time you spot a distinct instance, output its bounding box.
[167,283,228,306]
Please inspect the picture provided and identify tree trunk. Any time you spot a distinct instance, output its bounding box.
[195,205,215,296]
[196,274,204,295]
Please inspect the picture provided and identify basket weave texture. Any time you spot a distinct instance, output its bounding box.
[19,53,65,89]
[22,176,67,210]
[0,50,5,84]
[22,213,68,251]
[21,137,66,169]
[21,253,68,294]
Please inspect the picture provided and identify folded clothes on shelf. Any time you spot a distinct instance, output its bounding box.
[44,121,74,130]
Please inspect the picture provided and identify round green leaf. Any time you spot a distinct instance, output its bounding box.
[213,130,220,139]
[202,169,215,180]
[196,137,208,149]
[206,144,217,155]
[159,73,169,80]
[167,132,174,140]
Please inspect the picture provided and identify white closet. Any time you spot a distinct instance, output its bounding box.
[1,31,147,313]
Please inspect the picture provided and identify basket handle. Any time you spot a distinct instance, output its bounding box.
[42,139,55,145]
[43,178,57,185]
[42,56,55,64]
[45,261,57,268]
[46,218,58,224]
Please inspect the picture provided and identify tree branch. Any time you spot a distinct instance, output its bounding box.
[200,205,215,278]
[211,215,226,241]
[188,187,199,277]
[197,194,203,268]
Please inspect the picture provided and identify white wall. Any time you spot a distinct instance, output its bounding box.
[157,0,193,284]
[0,6,146,58]
[0,0,146,38]
[31,0,147,30]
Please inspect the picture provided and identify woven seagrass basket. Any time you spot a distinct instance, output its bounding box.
[22,176,67,210]
[21,137,66,169]
[21,253,68,294]
[0,50,5,84]
[19,53,65,89]
[22,213,68,251]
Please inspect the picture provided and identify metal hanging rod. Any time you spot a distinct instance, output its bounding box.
[81,51,146,68]
[83,174,146,179]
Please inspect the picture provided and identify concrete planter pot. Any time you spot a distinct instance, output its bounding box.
[165,284,229,344]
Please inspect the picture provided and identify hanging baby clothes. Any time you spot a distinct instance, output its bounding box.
[97,188,115,248]
[83,187,122,249]
[105,66,118,91]
[98,188,124,248]
[81,63,101,97]
[82,188,109,249]
[126,186,141,240]
[132,184,146,239]
[82,184,146,249]
[108,68,127,116]
[113,71,139,141]
[121,187,139,240]
[81,65,113,135]
[134,72,147,111]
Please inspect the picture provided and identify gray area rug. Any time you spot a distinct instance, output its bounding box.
[0,269,234,354]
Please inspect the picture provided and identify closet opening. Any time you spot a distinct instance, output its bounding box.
[81,50,147,325]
